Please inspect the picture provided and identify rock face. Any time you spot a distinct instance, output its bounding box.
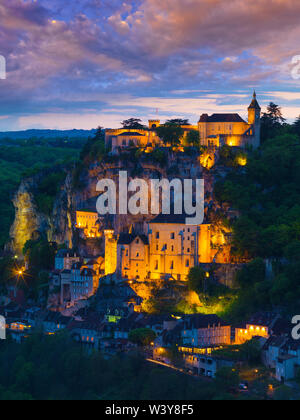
[8,149,233,264]
[9,178,46,256]
[8,171,74,257]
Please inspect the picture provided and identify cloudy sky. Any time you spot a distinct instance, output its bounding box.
[0,0,300,131]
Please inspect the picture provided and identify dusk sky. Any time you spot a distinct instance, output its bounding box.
[1,0,300,131]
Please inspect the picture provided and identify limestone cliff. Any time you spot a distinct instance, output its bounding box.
[9,170,74,257]
[8,148,234,263]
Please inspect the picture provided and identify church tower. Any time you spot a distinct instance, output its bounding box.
[104,229,117,276]
[248,91,261,148]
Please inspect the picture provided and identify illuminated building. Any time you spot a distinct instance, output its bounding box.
[76,210,101,238]
[181,314,231,347]
[198,93,261,149]
[105,94,260,153]
[235,312,280,344]
[105,120,198,153]
[104,212,229,282]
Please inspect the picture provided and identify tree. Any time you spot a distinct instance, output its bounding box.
[128,328,156,346]
[236,259,266,289]
[155,121,184,147]
[185,129,200,147]
[23,238,56,272]
[121,118,146,129]
[273,386,294,401]
[187,266,206,294]
[261,102,286,142]
[292,115,300,138]
[240,338,261,364]
[265,103,286,125]
[215,367,239,391]
[94,126,103,140]
[166,119,189,125]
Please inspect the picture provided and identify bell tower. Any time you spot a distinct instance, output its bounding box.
[248,91,261,148]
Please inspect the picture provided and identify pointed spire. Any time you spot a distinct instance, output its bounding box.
[248,91,261,110]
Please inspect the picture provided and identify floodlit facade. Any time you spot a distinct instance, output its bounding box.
[105,94,261,152]
[198,92,261,149]
[76,210,100,238]
[104,213,229,282]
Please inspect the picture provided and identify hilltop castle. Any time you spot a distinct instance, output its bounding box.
[105,93,261,151]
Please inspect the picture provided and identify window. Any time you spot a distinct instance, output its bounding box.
[171,246,174,252]
[171,233,175,240]
[155,261,159,270]
[186,259,190,268]
[170,261,174,270]
[156,232,160,239]
[136,239,139,244]
[136,253,140,258]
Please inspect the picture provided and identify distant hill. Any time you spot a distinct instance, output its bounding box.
[0,129,96,140]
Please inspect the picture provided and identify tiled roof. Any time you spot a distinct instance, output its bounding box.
[118,132,145,136]
[43,311,72,325]
[247,312,279,328]
[56,249,77,258]
[199,113,246,123]
[183,314,230,329]
[118,233,149,245]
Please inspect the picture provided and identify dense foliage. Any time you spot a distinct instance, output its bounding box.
[215,105,300,318]
[0,333,247,401]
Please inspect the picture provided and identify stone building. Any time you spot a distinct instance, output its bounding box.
[105,119,198,153]
[198,92,261,148]
[105,93,261,152]
[103,212,228,282]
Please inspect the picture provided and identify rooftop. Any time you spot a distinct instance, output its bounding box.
[199,113,246,123]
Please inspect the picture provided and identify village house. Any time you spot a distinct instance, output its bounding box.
[42,311,72,334]
[272,338,300,383]
[235,312,281,345]
[55,249,80,271]
[58,256,104,306]
[182,351,235,378]
[153,314,232,371]
[7,320,32,343]
[68,319,104,350]
[95,281,143,318]
[181,314,231,347]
